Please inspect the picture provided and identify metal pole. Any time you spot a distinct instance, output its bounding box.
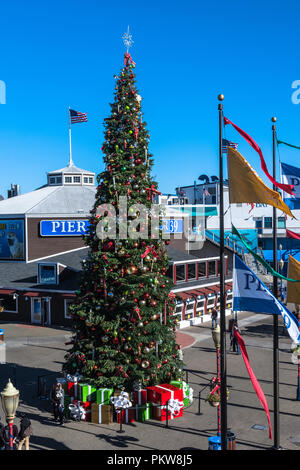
[8,420,14,450]
[218,94,227,450]
[198,390,202,415]
[297,313,300,401]
[69,106,73,166]
[272,116,280,450]
[217,346,221,435]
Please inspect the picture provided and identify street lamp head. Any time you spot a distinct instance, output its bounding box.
[279,259,284,271]
[212,324,221,349]
[1,379,19,422]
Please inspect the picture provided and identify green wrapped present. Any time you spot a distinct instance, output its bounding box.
[170,380,193,407]
[170,380,183,389]
[78,383,97,403]
[132,403,152,422]
[96,388,114,405]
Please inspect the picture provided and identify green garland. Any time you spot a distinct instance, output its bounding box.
[232,225,300,282]
[276,139,300,150]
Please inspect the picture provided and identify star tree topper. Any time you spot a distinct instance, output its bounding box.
[122,26,134,52]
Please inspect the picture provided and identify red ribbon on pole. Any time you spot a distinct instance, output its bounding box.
[141,245,159,259]
[124,52,136,67]
[234,327,272,439]
[145,185,162,202]
[286,229,300,240]
[224,116,294,196]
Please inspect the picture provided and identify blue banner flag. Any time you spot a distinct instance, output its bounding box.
[281,162,300,209]
[233,255,300,344]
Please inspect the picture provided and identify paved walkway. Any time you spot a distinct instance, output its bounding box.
[0,312,299,450]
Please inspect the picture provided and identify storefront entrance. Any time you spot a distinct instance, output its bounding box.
[31,297,51,325]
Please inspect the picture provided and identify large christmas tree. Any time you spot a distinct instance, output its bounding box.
[63,49,183,390]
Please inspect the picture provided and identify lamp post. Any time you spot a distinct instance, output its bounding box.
[212,325,221,435]
[279,258,284,303]
[279,244,284,302]
[1,379,19,450]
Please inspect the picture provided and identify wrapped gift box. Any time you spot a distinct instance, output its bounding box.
[147,383,183,421]
[63,395,73,418]
[96,388,114,405]
[114,407,135,424]
[65,374,82,398]
[71,400,91,422]
[132,403,152,422]
[91,403,113,424]
[78,383,97,403]
[170,380,193,407]
[132,389,147,406]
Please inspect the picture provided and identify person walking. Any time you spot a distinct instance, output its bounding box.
[230,322,241,354]
[211,308,218,329]
[50,382,65,425]
[17,413,32,450]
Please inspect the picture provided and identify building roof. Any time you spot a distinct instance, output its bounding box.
[0,248,89,292]
[48,163,94,175]
[0,185,96,216]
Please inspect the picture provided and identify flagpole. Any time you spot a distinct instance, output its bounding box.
[69,106,73,166]
[272,116,280,450]
[218,93,227,450]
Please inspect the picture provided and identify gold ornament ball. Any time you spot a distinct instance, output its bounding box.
[218,94,224,101]
[271,116,277,123]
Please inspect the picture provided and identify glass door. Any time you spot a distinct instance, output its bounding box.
[31,298,42,324]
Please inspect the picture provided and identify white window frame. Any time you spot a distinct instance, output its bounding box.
[1,294,18,313]
[38,263,58,285]
[64,298,73,319]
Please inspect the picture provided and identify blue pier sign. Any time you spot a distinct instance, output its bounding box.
[40,220,90,237]
[161,219,183,234]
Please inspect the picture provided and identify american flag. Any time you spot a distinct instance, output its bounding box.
[222,138,238,153]
[70,109,88,124]
[203,187,210,197]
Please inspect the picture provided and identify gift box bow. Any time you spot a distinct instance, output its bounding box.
[66,373,82,383]
[69,402,86,420]
[161,399,183,417]
[111,391,132,409]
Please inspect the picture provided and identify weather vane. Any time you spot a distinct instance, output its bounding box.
[122,26,134,52]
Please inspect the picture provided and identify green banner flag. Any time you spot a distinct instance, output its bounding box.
[276,139,300,150]
[232,225,300,283]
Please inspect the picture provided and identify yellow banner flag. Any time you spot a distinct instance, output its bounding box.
[287,255,300,304]
[227,147,294,218]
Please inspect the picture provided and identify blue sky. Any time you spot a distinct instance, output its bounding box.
[0,0,299,197]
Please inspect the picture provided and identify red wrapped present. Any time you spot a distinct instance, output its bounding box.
[147,383,183,421]
[65,374,81,398]
[69,400,91,422]
[114,407,135,424]
[132,389,147,406]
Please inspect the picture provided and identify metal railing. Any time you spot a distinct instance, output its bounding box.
[205,230,246,260]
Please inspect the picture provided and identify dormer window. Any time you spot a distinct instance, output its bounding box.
[49,175,63,185]
[73,176,81,183]
[38,263,58,285]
